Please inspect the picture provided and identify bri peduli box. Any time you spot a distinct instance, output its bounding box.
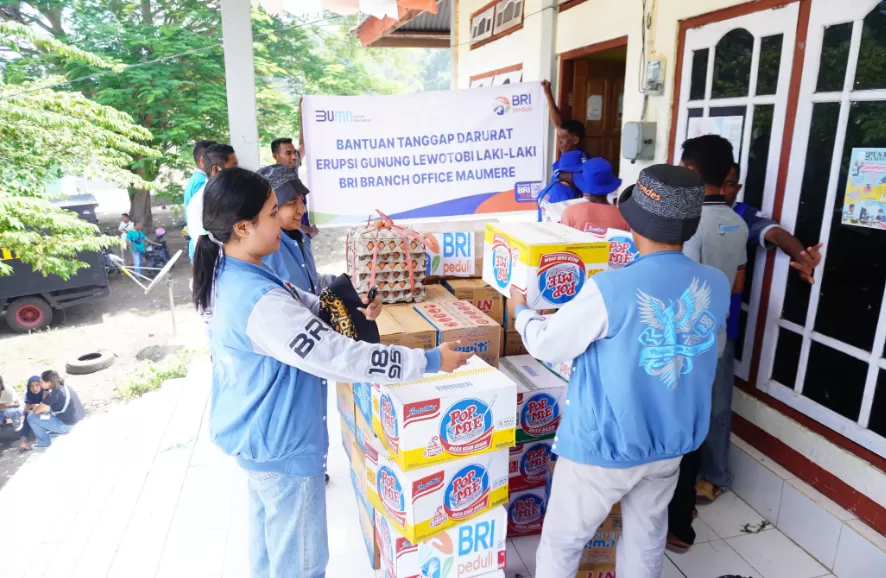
[508,439,554,492]
[363,434,510,544]
[506,487,547,537]
[375,506,508,578]
[371,356,516,471]
[498,356,567,444]
[482,222,609,309]
[414,299,502,367]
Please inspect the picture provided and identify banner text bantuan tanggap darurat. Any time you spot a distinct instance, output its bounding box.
[314,129,539,189]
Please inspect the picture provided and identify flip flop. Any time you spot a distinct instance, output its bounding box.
[696,480,723,505]
[666,532,691,554]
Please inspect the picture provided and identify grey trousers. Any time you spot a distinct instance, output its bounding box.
[699,340,736,488]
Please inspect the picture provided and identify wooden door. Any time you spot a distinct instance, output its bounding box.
[572,60,625,173]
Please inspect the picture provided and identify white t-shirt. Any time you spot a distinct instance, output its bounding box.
[186,184,206,238]
[118,220,134,234]
[0,388,19,406]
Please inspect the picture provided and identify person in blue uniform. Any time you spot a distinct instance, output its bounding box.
[191,167,471,578]
[259,165,331,295]
[536,150,584,221]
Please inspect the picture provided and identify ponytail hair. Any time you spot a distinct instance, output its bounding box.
[192,167,272,313]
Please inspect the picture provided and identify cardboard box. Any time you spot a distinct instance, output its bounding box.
[604,229,639,270]
[504,330,528,357]
[424,283,459,303]
[342,416,357,463]
[353,471,382,570]
[507,487,547,537]
[575,566,616,578]
[482,222,609,309]
[541,360,572,383]
[376,506,508,578]
[502,301,516,332]
[499,356,568,444]
[539,197,586,223]
[579,503,622,566]
[336,382,356,435]
[414,300,501,367]
[364,435,510,544]
[353,381,375,440]
[444,278,504,325]
[371,356,516,470]
[508,440,554,492]
[420,222,488,279]
[385,303,438,351]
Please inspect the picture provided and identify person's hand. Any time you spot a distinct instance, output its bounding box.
[508,286,527,318]
[789,242,824,284]
[302,224,320,238]
[438,341,473,373]
[0,403,6,411]
[358,294,383,321]
[33,403,49,415]
[541,80,551,93]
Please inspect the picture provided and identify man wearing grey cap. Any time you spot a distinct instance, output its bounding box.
[259,164,334,295]
[508,164,731,578]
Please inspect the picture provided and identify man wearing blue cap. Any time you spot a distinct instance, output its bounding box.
[562,158,629,233]
[535,149,584,221]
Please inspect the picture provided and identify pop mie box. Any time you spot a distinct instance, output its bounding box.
[499,356,568,444]
[364,434,510,544]
[508,439,554,492]
[443,278,504,325]
[482,222,609,309]
[413,300,502,367]
[507,487,547,536]
[371,356,516,470]
[336,382,356,435]
[375,506,508,578]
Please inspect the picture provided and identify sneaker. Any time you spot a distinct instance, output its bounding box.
[14,420,24,432]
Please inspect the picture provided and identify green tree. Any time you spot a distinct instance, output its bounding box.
[2,2,411,226]
[0,21,158,278]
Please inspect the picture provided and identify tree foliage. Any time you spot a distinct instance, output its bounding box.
[0,20,158,278]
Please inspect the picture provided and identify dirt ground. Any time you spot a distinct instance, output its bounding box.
[0,202,347,487]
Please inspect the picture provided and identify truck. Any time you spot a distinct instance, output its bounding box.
[0,193,110,333]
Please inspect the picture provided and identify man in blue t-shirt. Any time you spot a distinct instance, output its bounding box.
[535,149,584,221]
[183,140,216,210]
[510,165,729,578]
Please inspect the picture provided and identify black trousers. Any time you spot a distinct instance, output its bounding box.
[668,447,701,544]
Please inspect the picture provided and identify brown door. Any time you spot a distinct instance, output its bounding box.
[571,60,625,173]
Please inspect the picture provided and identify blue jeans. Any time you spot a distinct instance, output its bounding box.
[246,470,328,578]
[132,251,143,277]
[699,340,735,488]
[3,407,23,429]
[27,412,74,447]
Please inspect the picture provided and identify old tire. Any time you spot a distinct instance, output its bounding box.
[6,296,52,333]
[66,351,115,375]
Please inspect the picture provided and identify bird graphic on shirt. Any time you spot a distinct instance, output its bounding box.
[636,278,713,388]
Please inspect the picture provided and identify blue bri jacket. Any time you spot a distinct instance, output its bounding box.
[516,252,730,468]
[263,232,333,295]
[208,257,441,476]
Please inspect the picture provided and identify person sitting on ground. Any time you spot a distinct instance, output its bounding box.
[0,375,23,434]
[259,165,334,295]
[561,158,628,233]
[186,143,239,259]
[542,80,588,160]
[18,376,44,451]
[27,370,85,448]
[510,165,730,578]
[535,150,584,221]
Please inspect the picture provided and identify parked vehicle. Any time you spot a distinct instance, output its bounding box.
[144,227,170,275]
[0,194,110,333]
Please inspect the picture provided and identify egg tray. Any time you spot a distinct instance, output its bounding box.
[347,228,426,257]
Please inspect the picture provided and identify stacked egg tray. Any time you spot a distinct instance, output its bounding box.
[346,227,427,304]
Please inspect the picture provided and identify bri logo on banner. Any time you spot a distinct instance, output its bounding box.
[493,94,533,116]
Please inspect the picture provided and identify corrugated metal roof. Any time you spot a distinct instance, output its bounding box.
[399,0,450,33]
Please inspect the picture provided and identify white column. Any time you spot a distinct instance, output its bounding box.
[220,0,261,170]
[450,0,459,89]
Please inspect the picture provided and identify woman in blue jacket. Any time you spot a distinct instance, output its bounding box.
[192,168,470,578]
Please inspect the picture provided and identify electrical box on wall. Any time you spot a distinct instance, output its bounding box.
[622,122,656,162]
[645,59,665,95]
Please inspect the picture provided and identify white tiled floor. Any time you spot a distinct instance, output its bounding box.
[0,362,873,578]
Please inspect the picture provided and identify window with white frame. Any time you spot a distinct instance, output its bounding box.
[759,0,886,457]
[471,6,494,44]
[493,0,522,35]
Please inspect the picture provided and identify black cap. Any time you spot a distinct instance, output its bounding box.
[258,164,310,205]
[618,164,705,244]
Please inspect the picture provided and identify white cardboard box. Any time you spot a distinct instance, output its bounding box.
[499,356,568,444]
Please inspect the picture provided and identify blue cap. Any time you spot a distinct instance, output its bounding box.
[574,157,622,196]
[552,150,585,175]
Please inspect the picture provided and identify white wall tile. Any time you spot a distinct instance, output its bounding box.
[731,434,795,480]
[727,529,828,578]
[776,481,842,569]
[833,521,886,578]
[785,478,856,522]
[730,443,785,521]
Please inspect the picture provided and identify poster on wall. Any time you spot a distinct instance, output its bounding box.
[686,116,744,158]
[302,84,546,225]
[843,148,886,229]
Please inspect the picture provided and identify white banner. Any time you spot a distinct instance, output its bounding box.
[302,83,546,225]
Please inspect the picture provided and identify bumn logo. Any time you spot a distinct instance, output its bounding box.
[315,110,353,123]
